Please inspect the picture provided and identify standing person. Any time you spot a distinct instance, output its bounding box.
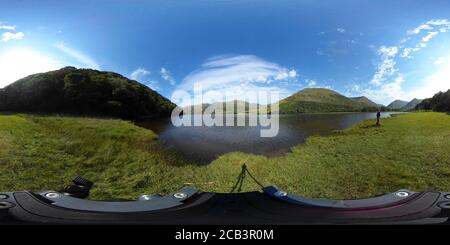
[376,110,381,126]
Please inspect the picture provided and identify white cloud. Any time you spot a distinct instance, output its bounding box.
[53,42,100,70]
[0,25,15,30]
[345,19,450,105]
[0,22,24,42]
[401,19,450,59]
[146,81,162,91]
[370,46,398,86]
[288,69,297,78]
[401,47,419,59]
[306,79,317,87]
[176,55,297,105]
[129,68,161,90]
[400,31,438,59]
[0,48,64,88]
[407,19,450,35]
[348,74,406,105]
[160,67,176,85]
[422,31,438,42]
[337,28,346,33]
[364,58,450,104]
[130,67,150,81]
[180,55,297,91]
[1,31,24,42]
[379,46,398,57]
[408,24,433,35]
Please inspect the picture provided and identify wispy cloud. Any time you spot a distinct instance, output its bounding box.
[306,79,317,87]
[362,19,450,104]
[407,19,450,35]
[1,31,24,42]
[401,19,450,59]
[177,55,297,105]
[180,55,297,90]
[365,74,406,104]
[0,24,15,30]
[146,81,162,91]
[0,22,24,42]
[160,67,176,85]
[336,28,346,33]
[130,67,150,81]
[129,68,161,91]
[370,46,398,86]
[53,42,100,70]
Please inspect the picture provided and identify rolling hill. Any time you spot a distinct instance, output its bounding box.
[350,96,380,108]
[276,88,382,113]
[182,89,386,114]
[387,99,423,111]
[387,100,408,110]
[182,100,265,114]
[0,67,176,119]
[401,98,423,111]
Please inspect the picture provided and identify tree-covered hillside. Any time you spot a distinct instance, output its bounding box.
[416,89,450,112]
[0,67,176,119]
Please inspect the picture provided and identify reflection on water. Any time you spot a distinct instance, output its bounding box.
[139,112,396,164]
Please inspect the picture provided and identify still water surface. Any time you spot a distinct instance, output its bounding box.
[140,112,396,163]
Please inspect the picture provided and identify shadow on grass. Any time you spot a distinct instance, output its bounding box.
[148,142,208,166]
[361,124,380,129]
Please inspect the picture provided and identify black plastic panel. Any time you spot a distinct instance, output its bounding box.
[1,187,449,225]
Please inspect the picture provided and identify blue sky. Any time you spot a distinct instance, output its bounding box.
[1,0,450,105]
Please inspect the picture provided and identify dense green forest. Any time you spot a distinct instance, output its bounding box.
[415,89,450,112]
[0,67,176,119]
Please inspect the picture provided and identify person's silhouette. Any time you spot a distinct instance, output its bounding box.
[376,110,381,126]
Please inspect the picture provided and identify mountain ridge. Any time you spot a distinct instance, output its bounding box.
[387,98,423,111]
[387,100,409,110]
[182,88,386,114]
[276,88,384,113]
[402,98,423,111]
[349,96,381,108]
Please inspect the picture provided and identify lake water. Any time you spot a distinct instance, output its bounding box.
[139,112,396,163]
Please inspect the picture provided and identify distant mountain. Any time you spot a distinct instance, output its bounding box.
[0,67,176,119]
[387,100,409,110]
[182,100,265,114]
[277,88,381,113]
[350,96,381,108]
[416,89,450,112]
[401,98,422,111]
[386,99,423,111]
[182,103,212,114]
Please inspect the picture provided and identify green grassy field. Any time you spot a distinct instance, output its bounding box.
[0,112,449,200]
